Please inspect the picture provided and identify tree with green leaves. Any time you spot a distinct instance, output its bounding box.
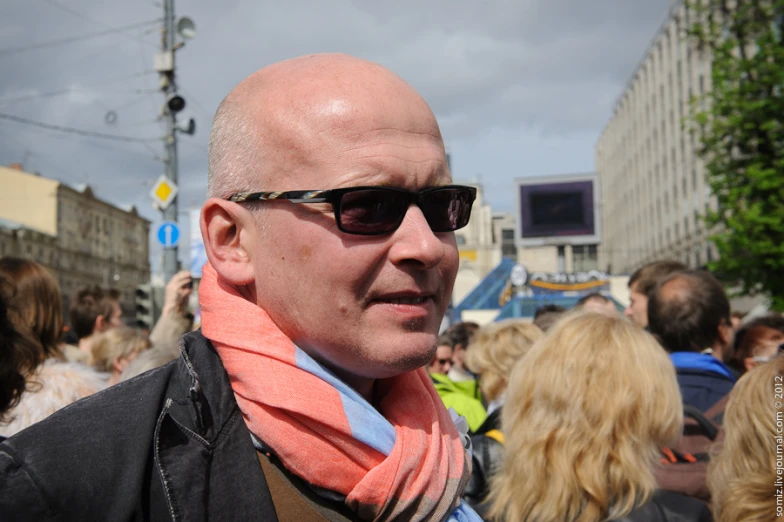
[687,0,784,310]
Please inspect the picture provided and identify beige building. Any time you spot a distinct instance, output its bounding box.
[595,0,717,275]
[451,176,604,306]
[0,164,151,319]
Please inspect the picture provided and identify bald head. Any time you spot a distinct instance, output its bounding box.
[207,54,442,199]
[647,270,730,353]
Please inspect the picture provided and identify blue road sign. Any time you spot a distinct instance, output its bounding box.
[157,221,180,248]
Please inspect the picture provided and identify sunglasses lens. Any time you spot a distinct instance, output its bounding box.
[422,187,475,232]
[339,189,408,234]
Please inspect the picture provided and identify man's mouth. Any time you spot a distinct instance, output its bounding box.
[386,296,428,305]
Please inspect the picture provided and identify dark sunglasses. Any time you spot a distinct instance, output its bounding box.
[226,185,477,236]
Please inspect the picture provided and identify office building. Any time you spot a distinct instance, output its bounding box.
[595,0,717,274]
[0,164,151,319]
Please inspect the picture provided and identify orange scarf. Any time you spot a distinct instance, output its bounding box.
[199,263,478,521]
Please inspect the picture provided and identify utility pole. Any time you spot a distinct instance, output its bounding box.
[161,0,178,284]
[154,0,195,284]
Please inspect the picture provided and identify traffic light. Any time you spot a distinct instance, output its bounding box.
[135,284,153,330]
[166,93,186,113]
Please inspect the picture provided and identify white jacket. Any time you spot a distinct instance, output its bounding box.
[1,358,107,438]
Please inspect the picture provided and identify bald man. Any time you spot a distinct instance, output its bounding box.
[0,55,481,521]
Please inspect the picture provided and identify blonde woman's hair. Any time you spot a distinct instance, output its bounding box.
[91,327,151,373]
[465,319,543,402]
[708,356,784,522]
[487,311,684,522]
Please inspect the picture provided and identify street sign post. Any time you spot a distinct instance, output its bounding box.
[150,175,179,211]
[157,221,180,248]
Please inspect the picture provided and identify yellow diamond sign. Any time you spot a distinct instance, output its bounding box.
[151,175,178,210]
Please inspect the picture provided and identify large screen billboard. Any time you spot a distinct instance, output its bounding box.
[516,175,599,246]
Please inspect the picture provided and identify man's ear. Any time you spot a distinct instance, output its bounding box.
[718,321,733,348]
[200,198,256,285]
[94,315,107,334]
[744,356,757,373]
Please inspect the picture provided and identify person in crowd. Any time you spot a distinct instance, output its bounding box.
[742,311,784,333]
[427,333,454,375]
[148,270,194,350]
[118,342,180,382]
[91,326,152,385]
[465,319,543,422]
[648,270,735,412]
[487,312,712,522]
[575,292,618,317]
[625,259,687,328]
[0,258,105,438]
[0,54,481,521]
[707,356,783,522]
[0,276,35,434]
[729,310,745,331]
[446,321,480,384]
[430,332,486,434]
[532,303,566,332]
[461,319,543,516]
[430,365,488,434]
[725,323,783,378]
[65,284,124,365]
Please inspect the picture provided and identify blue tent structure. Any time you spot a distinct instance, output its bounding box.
[452,258,517,322]
[453,259,624,322]
[495,294,624,321]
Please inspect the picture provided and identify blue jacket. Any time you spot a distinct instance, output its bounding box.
[671,352,735,413]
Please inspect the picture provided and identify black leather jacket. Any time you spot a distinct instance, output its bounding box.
[0,331,279,521]
[618,490,713,522]
[463,409,503,518]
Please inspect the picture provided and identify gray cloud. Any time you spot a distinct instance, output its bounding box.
[1,0,670,267]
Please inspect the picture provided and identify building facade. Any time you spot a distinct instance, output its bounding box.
[449,175,615,321]
[514,173,601,274]
[0,164,151,320]
[595,0,717,275]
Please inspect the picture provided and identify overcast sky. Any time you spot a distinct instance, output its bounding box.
[1,0,671,271]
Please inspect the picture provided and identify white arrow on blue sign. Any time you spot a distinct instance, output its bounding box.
[157,221,180,248]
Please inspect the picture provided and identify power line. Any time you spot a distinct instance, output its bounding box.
[0,71,156,106]
[177,86,212,119]
[0,19,161,57]
[0,113,157,143]
[39,0,160,49]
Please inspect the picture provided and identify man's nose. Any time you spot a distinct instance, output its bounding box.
[624,306,633,317]
[388,204,447,269]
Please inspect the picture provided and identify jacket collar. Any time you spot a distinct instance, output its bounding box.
[670,351,735,381]
[153,330,249,522]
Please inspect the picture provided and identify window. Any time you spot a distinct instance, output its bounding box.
[501,244,517,259]
[572,245,598,272]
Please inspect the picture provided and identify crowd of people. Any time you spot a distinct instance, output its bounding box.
[0,258,192,438]
[0,53,781,521]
